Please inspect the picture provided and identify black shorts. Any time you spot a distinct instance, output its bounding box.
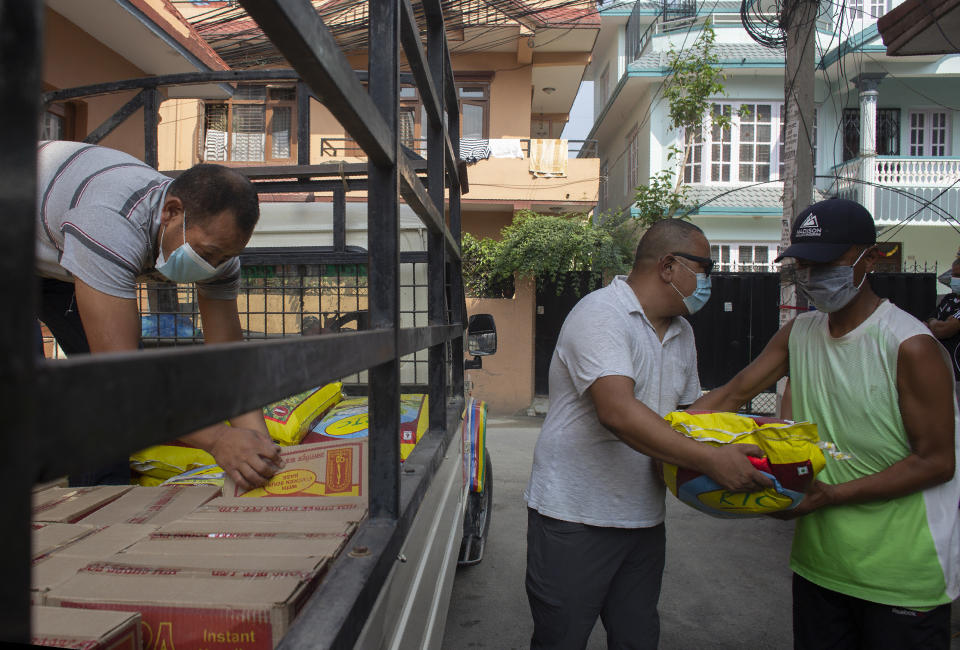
[793,573,951,650]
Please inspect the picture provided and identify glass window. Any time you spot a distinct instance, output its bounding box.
[910,110,950,156]
[41,112,65,140]
[710,104,733,182]
[738,104,772,182]
[204,84,297,163]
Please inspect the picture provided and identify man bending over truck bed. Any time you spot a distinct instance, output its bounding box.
[35,140,282,490]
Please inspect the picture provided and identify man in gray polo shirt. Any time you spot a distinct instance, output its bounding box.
[36,140,281,489]
[524,219,770,649]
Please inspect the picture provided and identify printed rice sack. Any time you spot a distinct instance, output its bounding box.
[661,411,827,518]
[161,465,225,487]
[130,443,215,481]
[262,382,344,446]
[130,384,344,481]
[305,394,428,461]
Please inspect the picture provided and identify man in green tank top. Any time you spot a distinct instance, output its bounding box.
[695,198,959,649]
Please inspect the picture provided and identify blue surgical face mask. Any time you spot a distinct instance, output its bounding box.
[671,258,712,315]
[951,277,960,294]
[155,213,226,283]
[795,247,870,313]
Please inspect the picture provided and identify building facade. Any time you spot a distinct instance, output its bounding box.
[152,1,601,414]
[588,0,960,275]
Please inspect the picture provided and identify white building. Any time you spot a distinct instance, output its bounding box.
[586,0,960,274]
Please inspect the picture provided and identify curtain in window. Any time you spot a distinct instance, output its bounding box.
[270,106,292,159]
[232,105,266,162]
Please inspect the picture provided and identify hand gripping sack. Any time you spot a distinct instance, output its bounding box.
[661,411,825,518]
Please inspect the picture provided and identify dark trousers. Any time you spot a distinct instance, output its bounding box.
[793,574,951,650]
[526,508,666,650]
[37,277,130,486]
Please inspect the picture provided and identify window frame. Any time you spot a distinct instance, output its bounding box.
[203,83,298,165]
[683,101,782,185]
[625,125,640,195]
[908,109,951,157]
[710,242,777,272]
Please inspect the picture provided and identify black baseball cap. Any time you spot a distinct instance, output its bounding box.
[774,198,876,263]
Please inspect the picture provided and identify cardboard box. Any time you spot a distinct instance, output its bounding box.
[125,529,351,559]
[79,485,219,526]
[32,555,93,605]
[184,496,367,525]
[34,476,69,492]
[47,557,323,650]
[154,518,356,538]
[33,486,132,523]
[105,551,327,574]
[33,523,95,559]
[223,440,367,499]
[32,524,156,603]
[32,605,141,649]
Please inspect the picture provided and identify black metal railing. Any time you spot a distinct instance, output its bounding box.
[2,0,468,646]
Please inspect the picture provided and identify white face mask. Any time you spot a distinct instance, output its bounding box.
[155,213,227,283]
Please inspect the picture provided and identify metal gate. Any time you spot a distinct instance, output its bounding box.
[534,272,603,395]
[685,273,781,393]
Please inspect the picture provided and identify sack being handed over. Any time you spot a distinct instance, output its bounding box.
[661,411,827,518]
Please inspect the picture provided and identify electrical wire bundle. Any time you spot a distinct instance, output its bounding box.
[182,0,600,69]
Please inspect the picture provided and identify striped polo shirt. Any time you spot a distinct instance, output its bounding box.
[35,140,239,300]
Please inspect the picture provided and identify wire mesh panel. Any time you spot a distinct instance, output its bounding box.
[134,260,431,386]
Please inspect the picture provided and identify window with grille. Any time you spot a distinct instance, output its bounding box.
[910,110,950,156]
[842,107,900,160]
[203,84,297,163]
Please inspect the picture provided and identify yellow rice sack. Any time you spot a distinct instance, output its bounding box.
[261,382,344,446]
[130,383,344,480]
[661,411,825,518]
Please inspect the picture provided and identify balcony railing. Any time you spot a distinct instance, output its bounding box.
[874,156,960,187]
[826,155,960,225]
[319,137,599,159]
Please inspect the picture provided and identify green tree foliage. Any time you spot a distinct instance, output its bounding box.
[462,210,633,297]
[632,20,733,228]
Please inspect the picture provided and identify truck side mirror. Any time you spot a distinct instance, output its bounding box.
[467,314,497,356]
[465,314,496,370]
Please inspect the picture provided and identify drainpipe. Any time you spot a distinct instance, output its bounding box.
[853,73,886,217]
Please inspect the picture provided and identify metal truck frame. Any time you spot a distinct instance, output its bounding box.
[0,1,480,647]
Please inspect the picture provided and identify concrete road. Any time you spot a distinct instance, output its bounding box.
[442,415,960,649]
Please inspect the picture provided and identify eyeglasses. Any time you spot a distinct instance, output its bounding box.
[670,252,714,277]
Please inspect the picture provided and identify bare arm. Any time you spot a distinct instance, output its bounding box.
[73,279,142,353]
[589,376,772,492]
[177,295,283,490]
[692,321,793,412]
[789,334,956,516]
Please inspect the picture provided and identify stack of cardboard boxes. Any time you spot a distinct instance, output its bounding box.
[31,440,368,650]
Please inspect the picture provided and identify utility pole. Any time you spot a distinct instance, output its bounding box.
[779,0,818,327]
[777,0,818,414]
